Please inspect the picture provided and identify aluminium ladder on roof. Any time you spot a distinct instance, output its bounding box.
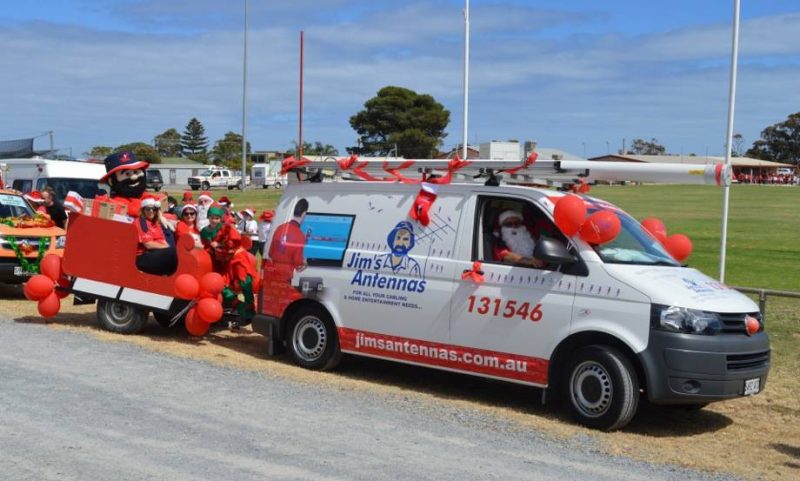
[285,155,730,187]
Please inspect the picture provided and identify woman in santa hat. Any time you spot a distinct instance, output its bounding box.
[24,191,48,214]
[175,203,202,248]
[135,197,177,275]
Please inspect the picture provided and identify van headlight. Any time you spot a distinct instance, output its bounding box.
[56,236,67,249]
[651,304,722,335]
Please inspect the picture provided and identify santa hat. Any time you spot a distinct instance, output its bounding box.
[197,192,213,203]
[182,191,193,201]
[240,208,255,219]
[498,210,523,226]
[260,210,275,221]
[140,197,160,209]
[24,191,44,204]
[180,203,198,215]
[218,196,231,206]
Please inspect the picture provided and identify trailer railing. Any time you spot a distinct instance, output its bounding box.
[732,286,800,319]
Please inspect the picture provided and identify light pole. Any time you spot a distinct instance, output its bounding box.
[240,0,248,190]
[606,140,610,154]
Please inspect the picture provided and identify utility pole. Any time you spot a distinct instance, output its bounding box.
[240,0,249,190]
[48,131,54,153]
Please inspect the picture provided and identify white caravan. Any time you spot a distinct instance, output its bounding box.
[2,158,106,199]
[251,161,288,189]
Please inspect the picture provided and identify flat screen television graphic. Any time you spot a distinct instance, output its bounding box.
[300,213,355,266]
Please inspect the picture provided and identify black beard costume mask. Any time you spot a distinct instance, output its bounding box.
[110,175,146,198]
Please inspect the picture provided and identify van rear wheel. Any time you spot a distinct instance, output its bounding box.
[287,305,341,371]
[565,345,639,431]
[97,300,148,334]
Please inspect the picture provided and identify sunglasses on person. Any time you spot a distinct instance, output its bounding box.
[183,211,197,217]
[142,206,160,212]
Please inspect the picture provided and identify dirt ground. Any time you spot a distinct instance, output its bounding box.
[2,286,798,481]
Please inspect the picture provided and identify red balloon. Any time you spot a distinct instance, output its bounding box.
[40,254,62,282]
[664,234,692,262]
[37,292,61,318]
[580,210,621,245]
[55,277,70,299]
[641,217,667,244]
[196,298,223,324]
[25,274,55,301]
[199,272,225,298]
[553,195,587,236]
[174,274,200,300]
[185,308,209,336]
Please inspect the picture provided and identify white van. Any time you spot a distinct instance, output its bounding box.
[2,158,107,200]
[254,160,769,431]
[251,161,288,189]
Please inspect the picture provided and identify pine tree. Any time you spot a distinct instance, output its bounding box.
[180,118,209,160]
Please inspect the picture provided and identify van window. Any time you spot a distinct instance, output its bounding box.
[590,208,679,266]
[38,178,104,200]
[12,179,32,193]
[475,196,564,271]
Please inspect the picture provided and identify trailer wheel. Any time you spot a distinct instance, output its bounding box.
[274,182,282,189]
[287,305,341,371]
[202,181,210,190]
[97,300,148,334]
[565,345,639,431]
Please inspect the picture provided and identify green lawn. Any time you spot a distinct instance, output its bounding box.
[591,184,800,291]
[163,183,799,291]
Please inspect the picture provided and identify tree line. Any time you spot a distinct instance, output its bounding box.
[89,87,798,167]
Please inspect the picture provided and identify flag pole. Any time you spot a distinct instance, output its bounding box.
[719,0,741,282]
[240,0,248,190]
[298,31,304,160]
[461,0,470,160]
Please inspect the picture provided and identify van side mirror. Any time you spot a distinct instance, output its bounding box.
[534,237,576,265]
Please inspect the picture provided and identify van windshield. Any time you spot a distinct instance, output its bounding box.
[37,178,105,200]
[0,193,35,218]
[590,209,680,266]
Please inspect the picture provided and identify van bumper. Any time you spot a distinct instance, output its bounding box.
[0,259,31,284]
[639,330,770,404]
[252,314,285,356]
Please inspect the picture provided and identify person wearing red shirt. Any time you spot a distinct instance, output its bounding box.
[175,203,201,248]
[135,197,177,275]
[267,198,309,282]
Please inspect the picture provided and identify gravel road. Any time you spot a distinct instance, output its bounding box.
[0,318,738,481]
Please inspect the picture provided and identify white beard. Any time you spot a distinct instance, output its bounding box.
[501,226,535,257]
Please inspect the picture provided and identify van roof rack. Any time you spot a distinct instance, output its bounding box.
[282,153,730,188]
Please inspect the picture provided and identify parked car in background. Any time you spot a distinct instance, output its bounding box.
[187,166,243,190]
[146,169,163,191]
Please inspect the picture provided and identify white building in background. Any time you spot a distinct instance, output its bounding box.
[478,140,583,161]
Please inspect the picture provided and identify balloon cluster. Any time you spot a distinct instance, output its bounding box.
[23,254,69,318]
[174,273,225,336]
[640,217,693,262]
[553,195,621,245]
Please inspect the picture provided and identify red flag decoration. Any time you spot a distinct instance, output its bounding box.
[63,191,84,213]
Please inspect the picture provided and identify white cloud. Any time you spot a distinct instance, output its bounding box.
[0,4,797,158]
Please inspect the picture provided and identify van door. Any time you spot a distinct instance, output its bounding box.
[337,190,466,348]
[448,194,579,385]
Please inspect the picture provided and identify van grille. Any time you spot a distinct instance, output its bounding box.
[727,351,770,371]
[719,312,761,334]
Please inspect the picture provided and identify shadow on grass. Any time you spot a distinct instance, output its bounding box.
[771,443,800,469]
[14,310,735,436]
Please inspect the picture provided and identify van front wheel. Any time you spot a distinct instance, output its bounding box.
[565,346,639,431]
[287,305,341,371]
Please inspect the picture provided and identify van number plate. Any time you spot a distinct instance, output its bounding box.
[744,377,760,396]
[13,266,33,277]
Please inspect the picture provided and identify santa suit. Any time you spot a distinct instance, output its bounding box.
[267,219,306,282]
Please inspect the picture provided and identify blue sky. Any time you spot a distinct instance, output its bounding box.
[1,0,798,158]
